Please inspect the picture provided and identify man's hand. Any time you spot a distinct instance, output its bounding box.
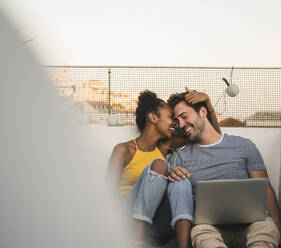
[168,166,191,182]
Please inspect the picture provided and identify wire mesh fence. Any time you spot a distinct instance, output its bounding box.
[45,66,281,127]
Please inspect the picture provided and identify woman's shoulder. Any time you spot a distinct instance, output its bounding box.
[111,140,137,166]
[112,140,136,155]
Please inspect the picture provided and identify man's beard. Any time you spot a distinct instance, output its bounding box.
[182,118,205,143]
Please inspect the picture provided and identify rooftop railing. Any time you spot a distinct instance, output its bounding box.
[45,66,281,127]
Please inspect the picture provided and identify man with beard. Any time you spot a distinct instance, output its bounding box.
[166,90,281,248]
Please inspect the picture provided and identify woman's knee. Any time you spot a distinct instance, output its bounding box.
[150,159,168,176]
[168,179,192,194]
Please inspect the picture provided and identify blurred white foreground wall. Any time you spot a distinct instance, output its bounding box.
[0,10,127,248]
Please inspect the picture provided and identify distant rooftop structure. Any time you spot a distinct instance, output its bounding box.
[219,117,245,127]
[246,111,281,127]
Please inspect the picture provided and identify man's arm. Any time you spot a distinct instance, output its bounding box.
[249,170,281,241]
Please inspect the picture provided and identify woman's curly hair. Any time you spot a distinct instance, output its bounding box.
[135,90,166,132]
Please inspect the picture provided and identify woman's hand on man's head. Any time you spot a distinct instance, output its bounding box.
[184,87,214,112]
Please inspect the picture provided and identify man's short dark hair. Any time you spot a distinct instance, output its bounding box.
[167,92,211,122]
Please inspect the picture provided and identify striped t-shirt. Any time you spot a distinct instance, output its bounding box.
[168,134,266,196]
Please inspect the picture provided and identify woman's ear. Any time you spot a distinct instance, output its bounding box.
[148,112,158,124]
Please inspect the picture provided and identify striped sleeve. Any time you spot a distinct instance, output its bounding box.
[245,139,266,171]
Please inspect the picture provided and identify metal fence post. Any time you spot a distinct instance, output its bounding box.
[108,67,111,114]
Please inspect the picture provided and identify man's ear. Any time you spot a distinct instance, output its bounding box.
[148,112,158,124]
[199,106,208,119]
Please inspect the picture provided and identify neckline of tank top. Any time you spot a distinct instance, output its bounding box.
[134,139,158,153]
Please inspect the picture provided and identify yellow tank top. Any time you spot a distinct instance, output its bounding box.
[120,140,165,197]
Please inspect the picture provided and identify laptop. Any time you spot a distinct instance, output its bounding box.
[194,178,268,225]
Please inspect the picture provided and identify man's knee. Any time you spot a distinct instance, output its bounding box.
[191,224,226,248]
[191,224,222,237]
[150,159,168,176]
[246,218,280,247]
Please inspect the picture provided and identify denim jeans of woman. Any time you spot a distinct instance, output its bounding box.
[122,160,194,241]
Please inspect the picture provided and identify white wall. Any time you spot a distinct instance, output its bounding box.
[87,126,281,203]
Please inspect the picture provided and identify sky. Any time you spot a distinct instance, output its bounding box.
[1,0,281,66]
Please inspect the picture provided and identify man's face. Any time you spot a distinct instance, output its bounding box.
[173,101,205,142]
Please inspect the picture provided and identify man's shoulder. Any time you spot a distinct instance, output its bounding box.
[223,133,252,144]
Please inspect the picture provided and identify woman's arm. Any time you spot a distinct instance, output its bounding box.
[106,143,128,197]
[204,96,221,134]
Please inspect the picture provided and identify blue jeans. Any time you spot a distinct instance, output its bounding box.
[123,159,194,237]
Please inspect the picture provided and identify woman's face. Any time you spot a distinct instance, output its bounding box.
[155,105,174,138]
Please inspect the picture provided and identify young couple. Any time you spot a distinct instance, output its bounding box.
[107,88,281,248]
